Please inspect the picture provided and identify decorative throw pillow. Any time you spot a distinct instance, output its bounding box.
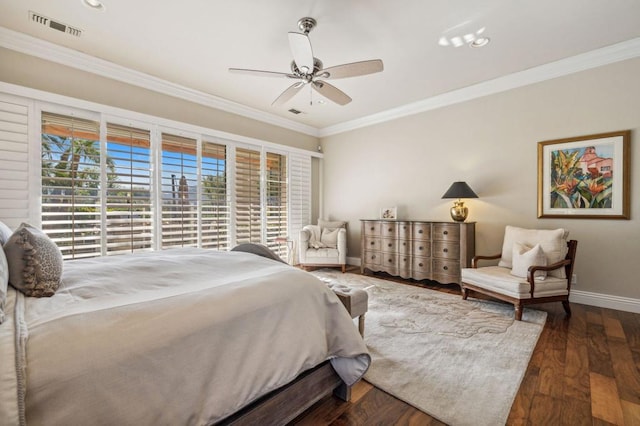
[4,223,63,297]
[0,248,8,324]
[498,226,568,278]
[0,220,12,245]
[320,227,340,249]
[306,225,325,249]
[510,243,547,280]
[318,219,346,231]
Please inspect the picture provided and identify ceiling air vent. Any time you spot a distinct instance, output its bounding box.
[29,11,82,37]
[288,108,302,115]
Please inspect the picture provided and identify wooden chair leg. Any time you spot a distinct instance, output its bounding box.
[358,315,365,337]
[562,300,572,317]
[514,304,523,321]
[341,264,346,273]
[461,287,469,300]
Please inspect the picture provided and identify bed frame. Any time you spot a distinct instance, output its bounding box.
[217,361,350,425]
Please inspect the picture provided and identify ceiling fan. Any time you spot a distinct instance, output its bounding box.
[229,17,384,107]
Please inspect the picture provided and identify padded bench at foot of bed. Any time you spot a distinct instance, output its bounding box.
[324,283,368,337]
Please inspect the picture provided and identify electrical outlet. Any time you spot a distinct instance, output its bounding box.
[572,273,578,286]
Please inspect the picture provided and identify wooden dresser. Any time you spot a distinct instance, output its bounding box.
[360,220,475,285]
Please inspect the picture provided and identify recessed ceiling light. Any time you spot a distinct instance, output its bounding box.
[82,0,105,11]
[469,37,490,48]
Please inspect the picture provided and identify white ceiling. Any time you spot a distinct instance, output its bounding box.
[1,0,640,133]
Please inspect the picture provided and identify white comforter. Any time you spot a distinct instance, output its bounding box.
[0,248,370,425]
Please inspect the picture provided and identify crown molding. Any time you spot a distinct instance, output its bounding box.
[319,37,640,137]
[0,26,320,137]
[3,26,639,139]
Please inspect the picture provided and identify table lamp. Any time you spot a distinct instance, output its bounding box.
[441,181,478,222]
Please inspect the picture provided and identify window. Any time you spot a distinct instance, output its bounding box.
[161,133,198,248]
[235,147,262,244]
[38,110,312,260]
[41,112,101,259]
[105,123,152,254]
[201,141,229,250]
[265,152,287,256]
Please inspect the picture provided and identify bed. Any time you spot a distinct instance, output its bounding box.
[0,246,370,425]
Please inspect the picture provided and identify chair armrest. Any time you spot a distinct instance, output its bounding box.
[471,253,501,268]
[527,259,572,296]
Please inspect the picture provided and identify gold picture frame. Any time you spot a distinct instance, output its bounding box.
[537,130,630,219]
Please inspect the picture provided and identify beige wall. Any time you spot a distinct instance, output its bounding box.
[320,58,640,300]
[0,47,319,151]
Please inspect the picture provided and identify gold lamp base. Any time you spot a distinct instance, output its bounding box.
[450,200,468,222]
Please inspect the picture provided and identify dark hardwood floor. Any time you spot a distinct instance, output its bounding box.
[291,268,640,425]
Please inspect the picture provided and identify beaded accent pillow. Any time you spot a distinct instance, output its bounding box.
[4,223,63,297]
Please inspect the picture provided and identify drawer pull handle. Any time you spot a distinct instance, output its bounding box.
[370,227,374,231]
[403,242,406,246]
[443,231,448,235]
[388,243,392,247]
[371,255,376,259]
[443,266,448,271]
[419,263,423,267]
[370,241,375,245]
[388,259,393,263]
[419,246,423,251]
[418,230,423,234]
[388,228,393,232]
[443,248,448,253]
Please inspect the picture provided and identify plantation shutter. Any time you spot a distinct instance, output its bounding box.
[288,154,311,263]
[235,147,262,244]
[201,140,229,250]
[105,123,152,254]
[41,112,102,259]
[265,152,287,256]
[0,99,30,229]
[161,133,198,248]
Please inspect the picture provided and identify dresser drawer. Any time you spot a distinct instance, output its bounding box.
[397,238,410,254]
[397,254,412,278]
[412,223,431,241]
[363,221,380,236]
[397,222,411,240]
[432,259,460,282]
[433,241,460,260]
[364,236,381,251]
[381,237,399,253]
[412,240,431,257]
[433,223,459,242]
[381,221,397,238]
[363,250,382,266]
[412,256,431,274]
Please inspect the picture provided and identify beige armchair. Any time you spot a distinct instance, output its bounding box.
[299,220,347,273]
[460,226,578,321]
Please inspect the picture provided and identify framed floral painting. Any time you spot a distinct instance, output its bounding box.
[537,130,630,219]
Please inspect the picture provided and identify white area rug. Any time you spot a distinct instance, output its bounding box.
[311,270,547,426]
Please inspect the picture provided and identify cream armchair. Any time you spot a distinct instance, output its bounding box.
[461,226,578,321]
[299,220,347,273]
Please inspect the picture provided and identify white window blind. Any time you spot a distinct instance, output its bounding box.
[161,133,198,248]
[0,99,30,229]
[235,147,262,244]
[265,152,287,256]
[105,123,152,254]
[201,140,229,250]
[41,112,102,259]
[288,154,311,263]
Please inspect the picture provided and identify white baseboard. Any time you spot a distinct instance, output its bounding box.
[347,257,640,314]
[570,290,640,314]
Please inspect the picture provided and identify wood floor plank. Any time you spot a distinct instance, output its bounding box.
[603,313,626,339]
[528,393,563,424]
[560,395,592,425]
[590,372,625,425]
[608,338,640,405]
[587,322,615,377]
[621,400,640,425]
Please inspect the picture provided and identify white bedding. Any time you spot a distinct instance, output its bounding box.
[0,248,370,425]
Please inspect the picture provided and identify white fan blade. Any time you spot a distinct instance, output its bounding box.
[272,82,305,106]
[311,81,352,105]
[288,32,314,73]
[320,59,384,79]
[229,68,296,78]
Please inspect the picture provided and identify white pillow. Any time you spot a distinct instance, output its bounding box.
[306,225,325,249]
[499,226,568,278]
[320,228,340,249]
[510,243,547,280]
